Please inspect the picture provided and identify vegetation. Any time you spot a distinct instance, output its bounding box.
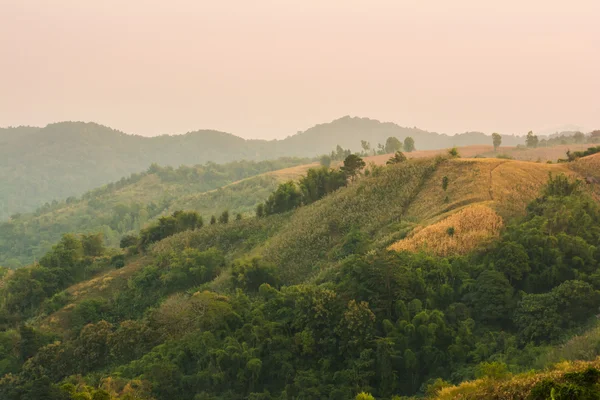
[404,136,416,152]
[564,146,600,162]
[526,131,540,148]
[492,132,502,152]
[0,158,312,267]
[384,136,403,154]
[0,151,599,399]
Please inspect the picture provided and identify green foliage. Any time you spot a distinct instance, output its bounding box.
[1,164,600,400]
[442,176,449,191]
[298,167,347,205]
[565,146,600,162]
[341,154,366,180]
[475,361,511,379]
[139,210,203,249]
[385,137,403,154]
[526,131,539,148]
[448,147,460,157]
[320,154,332,167]
[264,181,302,215]
[529,368,600,400]
[219,210,230,224]
[386,151,407,165]
[404,137,416,152]
[0,157,310,266]
[492,132,502,152]
[260,167,348,217]
[230,258,278,292]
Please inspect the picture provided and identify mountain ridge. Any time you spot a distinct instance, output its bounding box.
[0,116,531,219]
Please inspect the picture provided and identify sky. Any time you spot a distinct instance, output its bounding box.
[1,0,599,139]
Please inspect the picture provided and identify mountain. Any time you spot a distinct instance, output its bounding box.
[0,152,599,399]
[0,117,526,219]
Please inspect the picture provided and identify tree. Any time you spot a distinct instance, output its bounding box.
[219,210,229,224]
[384,137,403,154]
[448,147,460,157]
[360,140,371,154]
[119,234,139,249]
[404,136,415,152]
[264,181,302,215]
[471,270,514,325]
[255,203,265,218]
[298,167,347,205]
[574,131,585,143]
[526,131,539,148]
[341,154,366,181]
[320,155,332,168]
[492,133,502,152]
[442,176,449,191]
[386,151,407,165]
[81,233,104,257]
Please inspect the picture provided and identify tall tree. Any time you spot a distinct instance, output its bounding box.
[492,132,502,152]
[360,140,371,155]
[403,137,415,152]
[526,131,539,148]
[341,154,366,181]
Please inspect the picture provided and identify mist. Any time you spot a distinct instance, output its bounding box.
[1,0,599,139]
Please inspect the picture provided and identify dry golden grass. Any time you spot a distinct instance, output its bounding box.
[482,143,592,162]
[433,358,600,400]
[391,158,577,256]
[265,162,320,180]
[362,144,591,166]
[389,204,503,256]
[570,153,600,180]
[364,145,497,166]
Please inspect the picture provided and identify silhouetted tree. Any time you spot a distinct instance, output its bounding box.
[341,154,366,181]
[492,132,502,152]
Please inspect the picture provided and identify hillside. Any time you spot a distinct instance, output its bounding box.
[0,154,599,399]
[0,158,312,267]
[0,117,528,219]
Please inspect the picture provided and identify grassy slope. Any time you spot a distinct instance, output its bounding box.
[33,153,600,336]
[432,358,600,400]
[0,162,313,266]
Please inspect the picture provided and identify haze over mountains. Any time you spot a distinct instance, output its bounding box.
[0,116,528,219]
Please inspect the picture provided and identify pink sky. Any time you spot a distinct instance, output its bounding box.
[1,0,599,139]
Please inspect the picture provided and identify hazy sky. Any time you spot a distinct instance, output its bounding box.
[1,0,599,139]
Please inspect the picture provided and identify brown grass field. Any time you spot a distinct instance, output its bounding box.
[364,143,592,165]
[389,204,503,256]
[391,157,578,255]
[432,357,600,400]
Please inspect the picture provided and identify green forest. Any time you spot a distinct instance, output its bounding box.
[0,151,599,399]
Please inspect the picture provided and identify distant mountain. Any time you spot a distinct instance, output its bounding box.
[0,116,525,219]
